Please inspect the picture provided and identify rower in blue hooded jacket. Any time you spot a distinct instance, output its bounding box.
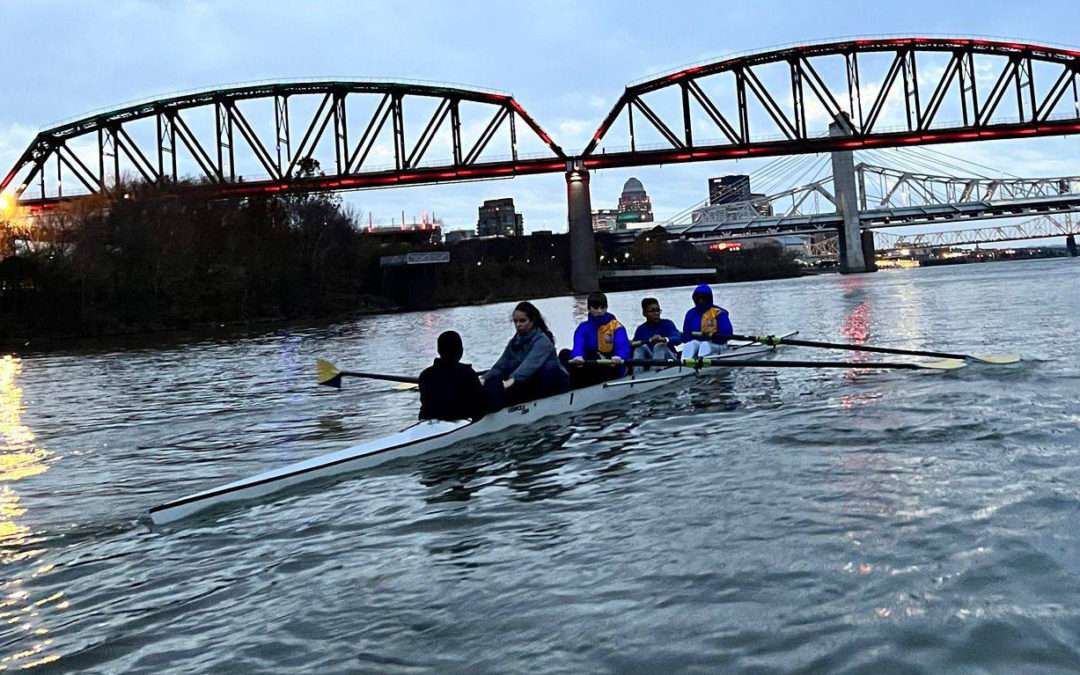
[681,284,733,360]
[568,291,631,383]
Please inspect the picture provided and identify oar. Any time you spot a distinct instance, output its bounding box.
[316,359,419,388]
[589,357,966,371]
[719,334,1020,364]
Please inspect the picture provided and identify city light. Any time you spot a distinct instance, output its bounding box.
[0,192,14,216]
[708,242,741,252]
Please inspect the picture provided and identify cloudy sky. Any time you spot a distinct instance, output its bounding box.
[3,0,1080,233]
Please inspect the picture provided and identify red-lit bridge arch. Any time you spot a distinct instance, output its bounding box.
[1,80,567,207]
[581,36,1080,169]
[6,37,1080,208]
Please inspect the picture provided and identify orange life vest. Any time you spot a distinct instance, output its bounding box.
[596,318,622,355]
[700,308,722,337]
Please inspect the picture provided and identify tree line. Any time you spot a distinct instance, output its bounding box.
[1,179,398,339]
[1,180,803,343]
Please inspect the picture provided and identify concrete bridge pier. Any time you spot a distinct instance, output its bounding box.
[1068,233,1078,257]
[830,116,875,273]
[566,160,599,293]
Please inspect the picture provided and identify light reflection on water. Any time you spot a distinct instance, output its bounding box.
[0,355,60,669]
[0,258,1078,671]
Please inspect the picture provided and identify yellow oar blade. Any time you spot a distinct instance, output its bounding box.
[316,359,343,388]
[394,382,419,391]
[972,353,1021,364]
[921,358,967,370]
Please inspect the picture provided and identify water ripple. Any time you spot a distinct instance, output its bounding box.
[1,259,1079,672]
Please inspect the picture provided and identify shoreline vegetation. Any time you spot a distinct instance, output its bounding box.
[1,178,804,348]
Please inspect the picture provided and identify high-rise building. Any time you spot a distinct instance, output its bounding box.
[709,175,752,205]
[477,198,524,237]
[616,177,654,227]
[691,175,776,228]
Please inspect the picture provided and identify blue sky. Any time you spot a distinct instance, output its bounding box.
[2,0,1079,234]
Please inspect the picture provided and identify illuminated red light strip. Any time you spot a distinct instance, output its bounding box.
[508,99,556,147]
[583,118,1080,171]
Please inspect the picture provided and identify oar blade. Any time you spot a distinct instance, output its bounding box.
[316,358,343,388]
[971,353,1021,364]
[920,358,967,370]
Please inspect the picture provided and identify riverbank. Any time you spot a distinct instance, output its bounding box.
[1,183,804,347]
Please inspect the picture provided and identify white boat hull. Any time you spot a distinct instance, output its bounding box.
[150,343,777,524]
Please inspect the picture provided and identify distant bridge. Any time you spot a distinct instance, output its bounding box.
[638,163,1080,244]
[802,213,1078,258]
[875,213,1078,250]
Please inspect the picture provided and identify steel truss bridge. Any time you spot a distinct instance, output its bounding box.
[5,36,1080,210]
[805,214,1078,258]
[642,163,1080,245]
[875,213,1078,250]
[1,81,568,206]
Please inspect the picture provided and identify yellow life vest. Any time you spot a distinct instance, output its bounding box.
[700,308,721,337]
[596,318,622,355]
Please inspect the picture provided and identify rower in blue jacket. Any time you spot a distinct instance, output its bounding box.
[681,284,733,360]
[632,297,682,363]
[567,291,631,384]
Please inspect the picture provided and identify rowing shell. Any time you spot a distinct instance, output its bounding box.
[150,341,779,524]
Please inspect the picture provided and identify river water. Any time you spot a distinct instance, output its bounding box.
[1,258,1079,673]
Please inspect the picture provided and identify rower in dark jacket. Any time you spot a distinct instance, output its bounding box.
[418,331,486,421]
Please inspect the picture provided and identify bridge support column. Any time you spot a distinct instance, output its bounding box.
[830,117,874,273]
[1067,234,1078,257]
[566,160,599,293]
[861,230,877,270]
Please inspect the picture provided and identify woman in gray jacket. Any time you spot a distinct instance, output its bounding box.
[483,301,571,407]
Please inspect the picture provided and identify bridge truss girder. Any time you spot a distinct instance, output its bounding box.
[675,164,1080,240]
[6,37,1080,211]
[583,37,1080,171]
[875,213,1079,250]
[2,81,566,206]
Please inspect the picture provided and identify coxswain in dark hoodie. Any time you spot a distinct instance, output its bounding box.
[681,284,733,360]
[418,331,486,421]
